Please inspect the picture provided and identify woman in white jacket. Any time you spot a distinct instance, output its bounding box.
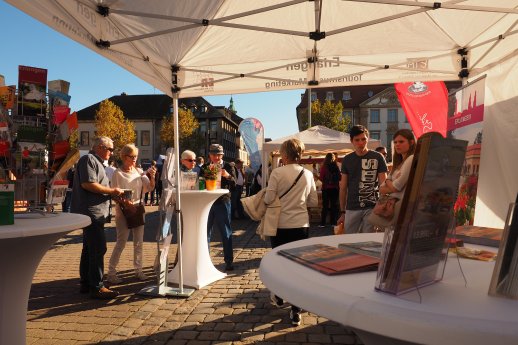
[264,138,318,326]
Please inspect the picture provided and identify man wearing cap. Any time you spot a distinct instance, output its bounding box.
[202,144,237,271]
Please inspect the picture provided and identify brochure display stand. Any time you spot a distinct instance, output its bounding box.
[375,132,467,295]
[489,194,518,299]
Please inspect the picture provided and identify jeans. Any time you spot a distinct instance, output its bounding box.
[207,197,233,265]
[62,190,72,212]
[80,219,107,291]
[108,209,145,275]
[231,185,245,218]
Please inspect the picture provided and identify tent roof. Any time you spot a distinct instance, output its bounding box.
[7,1,518,98]
[263,125,380,155]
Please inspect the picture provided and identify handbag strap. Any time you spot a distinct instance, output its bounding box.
[279,167,305,199]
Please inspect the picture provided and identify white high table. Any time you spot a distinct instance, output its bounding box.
[260,233,518,345]
[0,212,91,345]
[167,189,228,289]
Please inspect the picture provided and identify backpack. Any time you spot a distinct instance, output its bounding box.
[325,164,341,186]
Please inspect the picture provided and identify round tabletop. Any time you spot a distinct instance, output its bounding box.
[0,212,91,239]
[260,233,518,345]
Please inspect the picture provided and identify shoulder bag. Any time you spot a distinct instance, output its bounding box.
[118,185,146,228]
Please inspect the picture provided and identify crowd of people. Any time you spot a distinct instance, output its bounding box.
[69,126,416,328]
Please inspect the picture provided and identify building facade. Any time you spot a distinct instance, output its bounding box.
[296,83,461,159]
[76,94,247,165]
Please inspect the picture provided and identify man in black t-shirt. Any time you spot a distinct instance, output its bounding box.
[338,125,388,233]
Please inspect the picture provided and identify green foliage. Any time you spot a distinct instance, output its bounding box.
[160,107,199,148]
[94,99,136,151]
[302,100,351,132]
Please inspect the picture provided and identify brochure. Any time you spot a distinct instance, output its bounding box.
[278,244,379,276]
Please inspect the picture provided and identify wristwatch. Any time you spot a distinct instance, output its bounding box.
[340,210,346,214]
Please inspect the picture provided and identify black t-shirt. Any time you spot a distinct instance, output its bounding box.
[341,150,388,210]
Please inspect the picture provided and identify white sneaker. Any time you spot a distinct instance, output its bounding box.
[106,273,122,285]
[135,271,148,281]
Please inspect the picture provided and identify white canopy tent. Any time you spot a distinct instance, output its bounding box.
[7,0,518,228]
[262,125,381,171]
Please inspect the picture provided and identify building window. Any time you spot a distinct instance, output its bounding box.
[210,120,217,132]
[388,109,398,122]
[199,121,206,133]
[370,131,381,140]
[326,91,334,101]
[134,130,138,144]
[141,130,150,146]
[80,131,89,147]
[370,109,380,123]
[310,92,317,101]
[343,110,352,118]
[342,91,351,101]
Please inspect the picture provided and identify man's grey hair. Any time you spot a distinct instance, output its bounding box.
[93,136,113,149]
[181,150,196,160]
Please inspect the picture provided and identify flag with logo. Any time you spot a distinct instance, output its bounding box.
[394,81,449,138]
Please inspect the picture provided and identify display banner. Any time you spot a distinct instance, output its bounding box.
[238,118,264,173]
[395,81,448,138]
[0,86,16,109]
[448,76,486,226]
[18,65,47,116]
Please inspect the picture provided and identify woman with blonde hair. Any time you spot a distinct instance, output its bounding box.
[264,138,318,326]
[107,144,156,284]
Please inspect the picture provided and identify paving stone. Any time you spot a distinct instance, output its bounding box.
[25,213,363,345]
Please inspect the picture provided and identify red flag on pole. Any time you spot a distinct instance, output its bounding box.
[394,81,448,138]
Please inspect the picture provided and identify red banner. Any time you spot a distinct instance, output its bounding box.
[394,81,448,138]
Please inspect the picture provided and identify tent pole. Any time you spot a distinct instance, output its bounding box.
[308,88,312,129]
[172,95,187,294]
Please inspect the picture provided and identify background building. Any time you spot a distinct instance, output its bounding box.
[297,83,461,159]
[77,94,247,164]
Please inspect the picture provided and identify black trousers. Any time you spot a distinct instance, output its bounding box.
[321,188,339,226]
[270,227,309,314]
[80,219,107,291]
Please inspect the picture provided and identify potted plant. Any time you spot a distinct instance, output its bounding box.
[202,164,220,190]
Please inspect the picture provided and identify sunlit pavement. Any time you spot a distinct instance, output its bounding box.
[27,205,362,344]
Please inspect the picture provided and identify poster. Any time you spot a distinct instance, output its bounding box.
[18,65,47,116]
[448,76,486,226]
[0,86,16,109]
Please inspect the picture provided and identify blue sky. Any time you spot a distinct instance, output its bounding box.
[0,2,303,140]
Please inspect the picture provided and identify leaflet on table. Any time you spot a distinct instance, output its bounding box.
[454,225,502,248]
[338,241,383,258]
[375,133,467,295]
[180,171,198,190]
[278,244,379,275]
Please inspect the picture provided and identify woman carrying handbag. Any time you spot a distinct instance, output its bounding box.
[107,144,155,284]
[369,129,416,228]
[263,138,318,326]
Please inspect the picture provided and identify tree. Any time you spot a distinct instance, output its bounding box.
[160,107,199,149]
[95,99,136,151]
[302,99,351,132]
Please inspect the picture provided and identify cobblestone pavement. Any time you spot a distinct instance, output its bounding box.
[27,206,363,345]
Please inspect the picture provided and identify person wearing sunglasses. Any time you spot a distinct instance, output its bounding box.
[107,144,156,284]
[180,150,197,172]
[71,136,124,300]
